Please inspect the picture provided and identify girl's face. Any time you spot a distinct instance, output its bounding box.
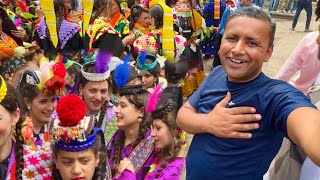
[115,96,144,130]
[0,105,19,151]
[28,93,56,124]
[142,72,157,88]
[109,0,120,17]
[137,12,150,28]
[55,148,100,180]
[80,81,109,114]
[151,119,174,149]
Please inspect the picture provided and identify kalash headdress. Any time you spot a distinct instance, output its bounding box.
[51,94,100,152]
[146,85,186,146]
[18,57,67,94]
[81,49,112,81]
[119,84,148,96]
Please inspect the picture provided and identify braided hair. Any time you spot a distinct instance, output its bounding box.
[110,86,150,176]
[150,98,183,178]
[0,79,25,179]
[90,0,109,23]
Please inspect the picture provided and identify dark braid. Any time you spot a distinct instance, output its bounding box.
[54,0,65,36]
[15,117,25,180]
[110,92,150,176]
[96,101,108,128]
[0,80,25,179]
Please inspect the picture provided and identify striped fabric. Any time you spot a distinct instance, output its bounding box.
[40,0,57,46]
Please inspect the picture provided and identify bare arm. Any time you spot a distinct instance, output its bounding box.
[287,107,320,166]
[177,92,262,138]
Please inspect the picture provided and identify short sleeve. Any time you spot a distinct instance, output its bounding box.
[266,84,316,136]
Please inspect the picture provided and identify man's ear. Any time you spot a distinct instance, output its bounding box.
[264,44,274,63]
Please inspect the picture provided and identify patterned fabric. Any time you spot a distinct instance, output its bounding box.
[40,0,58,46]
[58,19,81,50]
[131,23,150,38]
[107,12,129,38]
[0,32,18,61]
[101,105,118,145]
[1,56,26,82]
[133,30,187,63]
[145,157,185,180]
[35,18,48,40]
[182,70,205,97]
[21,118,52,180]
[87,16,120,49]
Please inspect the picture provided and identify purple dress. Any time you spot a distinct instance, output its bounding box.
[108,130,156,180]
[114,157,185,180]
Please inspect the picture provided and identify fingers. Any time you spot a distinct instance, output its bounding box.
[228,106,257,115]
[216,91,232,108]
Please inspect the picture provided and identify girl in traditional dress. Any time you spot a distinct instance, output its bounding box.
[108,85,156,180]
[79,50,122,145]
[115,93,186,180]
[84,0,135,57]
[51,95,112,180]
[0,76,24,180]
[129,5,151,38]
[0,7,21,61]
[16,59,66,179]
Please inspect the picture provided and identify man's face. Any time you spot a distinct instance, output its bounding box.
[219,16,273,83]
[242,0,253,6]
[316,24,320,60]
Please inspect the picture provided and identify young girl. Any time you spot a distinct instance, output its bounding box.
[117,95,186,179]
[51,94,111,180]
[0,76,24,179]
[79,50,122,145]
[129,5,151,38]
[17,59,66,179]
[109,84,156,180]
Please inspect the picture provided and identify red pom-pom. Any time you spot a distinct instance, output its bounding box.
[17,1,28,12]
[52,61,67,78]
[56,95,87,127]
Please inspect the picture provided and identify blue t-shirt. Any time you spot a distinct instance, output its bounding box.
[186,66,315,180]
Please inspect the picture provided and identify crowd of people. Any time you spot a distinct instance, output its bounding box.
[0,0,320,180]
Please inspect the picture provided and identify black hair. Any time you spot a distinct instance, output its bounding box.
[129,5,149,30]
[227,7,276,47]
[149,5,163,29]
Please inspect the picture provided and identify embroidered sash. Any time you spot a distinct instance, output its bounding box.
[101,107,118,145]
[114,136,155,177]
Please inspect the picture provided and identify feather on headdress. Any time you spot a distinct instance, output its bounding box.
[114,53,130,88]
[146,84,162,112]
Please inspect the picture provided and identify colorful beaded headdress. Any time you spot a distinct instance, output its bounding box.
[51,94,100,152]
[0,76,7,103]
[81,49,112,81]
[19,58,67,94]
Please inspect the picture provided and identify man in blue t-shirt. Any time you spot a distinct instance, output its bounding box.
[177,7,320,180]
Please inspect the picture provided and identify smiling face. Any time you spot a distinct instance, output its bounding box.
[80,80,109,114]
[55,148,99,180]
[115,96,143,130]
[151,119,174,150]
[28,92,56,124]
[219,16,273,83]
